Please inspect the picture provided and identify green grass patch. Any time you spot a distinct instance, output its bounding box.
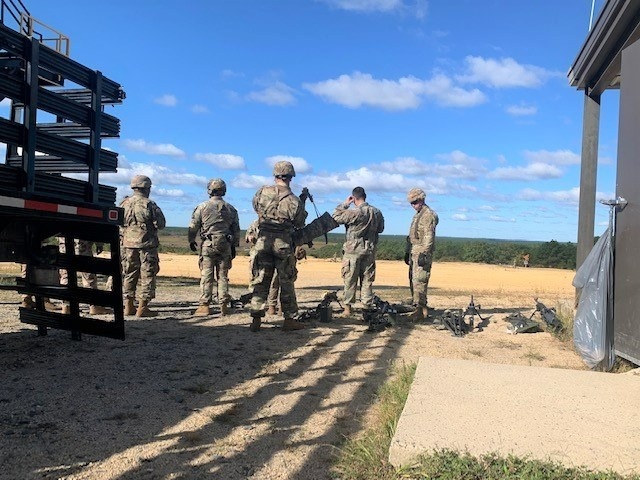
[331,363,639,480]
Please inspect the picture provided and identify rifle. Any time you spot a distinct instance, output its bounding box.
[531,298,563,332]
[405,236,413,298]
[363,295,397,332]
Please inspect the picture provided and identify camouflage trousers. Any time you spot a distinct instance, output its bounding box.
[250,235,298,316]
[58,238,97,289]
[198,241,232,305]
[267,271,280,308]
[122,247,160,301]
[341,250,376,308]
[411,252,433,307]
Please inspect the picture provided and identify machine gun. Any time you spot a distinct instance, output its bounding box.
[293,290,342,323]
[230,291,253,309]
[363,295,397,332]
[438,295,488,337]
[531,298,564,332]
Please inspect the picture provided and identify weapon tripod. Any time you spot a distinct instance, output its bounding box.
[439,295,487,337]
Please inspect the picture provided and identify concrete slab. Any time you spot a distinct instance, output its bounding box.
[389,357,640,475]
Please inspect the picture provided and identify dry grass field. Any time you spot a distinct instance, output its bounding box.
[0,256,585,479]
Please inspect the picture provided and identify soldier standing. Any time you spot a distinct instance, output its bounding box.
[120,175,166,317]
[332,187,384,316]
[58,239,110,315]
[249,161,307,332]
[406,188,438,321]
[188,178,240,316]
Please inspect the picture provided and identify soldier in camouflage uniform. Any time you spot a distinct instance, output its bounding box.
[249,161,307,332]
[406,187,438,321]
[58,239,111,315]
[246,219,280,315]
[188,178,240,316]
[332,187,384,316]
[120,175,166,317]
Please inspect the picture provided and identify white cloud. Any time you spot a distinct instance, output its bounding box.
[479,205,497,211]
[154,94,178,107]
[523,149,580,166]
[489,215,516,222]
[318,0,427,18]
[303,71,485,111]
[452,213,469,221]
[246,81,297,106]
[194,153,246,170]
[319,0,403,12]
[101,162,208,189]
[375,151,486,179]
[518,187,580,203]
[122,139,186,158]
[506,104,537,116]
[266,155,313,174]
[488,162,562,180]
[191,104,209,114]
[231,172,271,189]
[155,188,186,198]
[456,56,558,88]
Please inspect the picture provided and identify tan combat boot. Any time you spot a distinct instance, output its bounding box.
[220,301,229,316]
[194,304,211,316]
[343,304,352,317]
[44,299,62,311]
[61,304,71,315]
[89,305,112,315]
[136,300,158,317]
[267,305,277,315]
[250,313,262,332]
[21,296,36,309]
[123,298,136,316]
[408,306,424,322]
[282,316,304,331]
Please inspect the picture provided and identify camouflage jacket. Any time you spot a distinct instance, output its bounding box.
[408,204,438,256]
[253,185,306,234]
[120,192,166,249]
[332,201,384,254]
[188,196,240,246]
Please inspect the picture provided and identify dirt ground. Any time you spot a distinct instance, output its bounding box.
[0,256,587,480]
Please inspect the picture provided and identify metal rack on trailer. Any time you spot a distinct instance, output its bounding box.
[0,0,126,339]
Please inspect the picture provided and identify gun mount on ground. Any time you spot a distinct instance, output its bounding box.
[505,312,542,334]
[363,295,397,332]
[531,298,564,332]
[293,290,342,323]
[437,295,489,337]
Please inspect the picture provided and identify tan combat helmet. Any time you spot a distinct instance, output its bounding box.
[407,187,426,203]
[273,160,296,178]
[130,175,152,190]
[207,178,226,196]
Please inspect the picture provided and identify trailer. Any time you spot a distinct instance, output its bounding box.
[0,0,125,339]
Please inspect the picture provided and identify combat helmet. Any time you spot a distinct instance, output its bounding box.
[207,178,226,196]
[407,187,426,203]
[131,175,152,190]
[273,160,296,178]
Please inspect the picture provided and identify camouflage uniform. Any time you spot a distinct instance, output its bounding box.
[407,189,438,307]
[246,219,280,311]
[250,185,306,318]
[188,192,240,307]
[120,180,166,303]
[332,195,384,308]
[58,239,102,289]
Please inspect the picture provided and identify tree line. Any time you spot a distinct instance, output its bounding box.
[158,229,577,270]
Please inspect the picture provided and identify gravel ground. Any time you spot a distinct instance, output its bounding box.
[0,259,586,479]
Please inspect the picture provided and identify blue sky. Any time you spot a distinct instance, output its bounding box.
[4,0,619,242]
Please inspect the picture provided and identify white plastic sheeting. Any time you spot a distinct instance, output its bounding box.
[572,228,615,370]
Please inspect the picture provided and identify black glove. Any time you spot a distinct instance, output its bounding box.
[189,242,198,252]
[404,252,410,266]
[300,187,309,202]
[417,252,428,267]
[95,244,104,255]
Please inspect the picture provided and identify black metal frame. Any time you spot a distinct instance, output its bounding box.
[0,6,126,339]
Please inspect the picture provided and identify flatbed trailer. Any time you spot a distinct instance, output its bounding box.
[0,1,126,339]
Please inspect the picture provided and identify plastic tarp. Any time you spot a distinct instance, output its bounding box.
[572,228,615,370]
